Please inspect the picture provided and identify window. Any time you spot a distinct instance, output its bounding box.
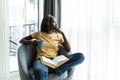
[9,0,40,72]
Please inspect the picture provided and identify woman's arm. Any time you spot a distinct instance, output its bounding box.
[19,35,38,45]
[56,29,71,52]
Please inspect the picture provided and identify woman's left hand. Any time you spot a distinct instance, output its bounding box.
[55,28,64,34]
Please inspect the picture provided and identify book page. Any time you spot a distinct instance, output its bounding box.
[41,56,56,65]
[53,55,69,64]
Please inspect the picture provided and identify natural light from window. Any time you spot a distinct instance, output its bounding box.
[61,0,120,80]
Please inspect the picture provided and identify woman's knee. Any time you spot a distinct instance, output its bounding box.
[74,53,85,63]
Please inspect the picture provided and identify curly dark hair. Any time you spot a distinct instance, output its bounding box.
[40,14,55,33]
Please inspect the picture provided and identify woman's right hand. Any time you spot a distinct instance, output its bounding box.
[30,39,38,46]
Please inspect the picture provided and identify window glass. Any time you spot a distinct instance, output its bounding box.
[9,0,39,72]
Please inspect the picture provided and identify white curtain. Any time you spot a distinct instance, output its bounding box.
[61,0,120,80]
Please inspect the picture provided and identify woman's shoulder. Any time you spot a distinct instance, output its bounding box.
[56,32,62,35]
[55,32,63,38]
[31,31,41,36]
[32,31,42,34]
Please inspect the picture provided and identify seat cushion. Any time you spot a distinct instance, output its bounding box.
[48,72,67,80]
[29,67,68,80]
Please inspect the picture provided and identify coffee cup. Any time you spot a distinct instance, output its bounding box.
[38,40,44,49]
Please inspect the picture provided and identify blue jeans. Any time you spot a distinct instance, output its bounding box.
[33,53,85,80]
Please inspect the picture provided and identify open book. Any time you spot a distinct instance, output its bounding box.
[40,55,69,69]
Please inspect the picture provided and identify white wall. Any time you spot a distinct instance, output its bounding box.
[0,0,8,79]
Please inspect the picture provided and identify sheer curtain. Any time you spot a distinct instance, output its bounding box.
[61,0,120,80]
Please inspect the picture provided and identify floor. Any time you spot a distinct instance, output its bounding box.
[10,54,18,72]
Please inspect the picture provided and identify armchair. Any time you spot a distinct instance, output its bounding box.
[17,44,74,80]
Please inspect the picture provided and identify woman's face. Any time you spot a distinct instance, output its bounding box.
[50,18,57,30]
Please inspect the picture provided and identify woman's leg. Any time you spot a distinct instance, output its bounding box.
[54,53,85,75]
[33,59,49,80]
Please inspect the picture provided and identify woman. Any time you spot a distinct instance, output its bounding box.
[20,14,84,80]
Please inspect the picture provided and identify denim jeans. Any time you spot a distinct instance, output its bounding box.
[33,53,85,80]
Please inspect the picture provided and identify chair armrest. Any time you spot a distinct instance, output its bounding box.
[66,67,75,80]
[18,45,31,80]
[58,45,75,80]
[17,44,37,80]
[58,45,72,56]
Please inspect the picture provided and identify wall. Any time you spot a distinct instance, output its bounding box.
[0,0,7,79]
